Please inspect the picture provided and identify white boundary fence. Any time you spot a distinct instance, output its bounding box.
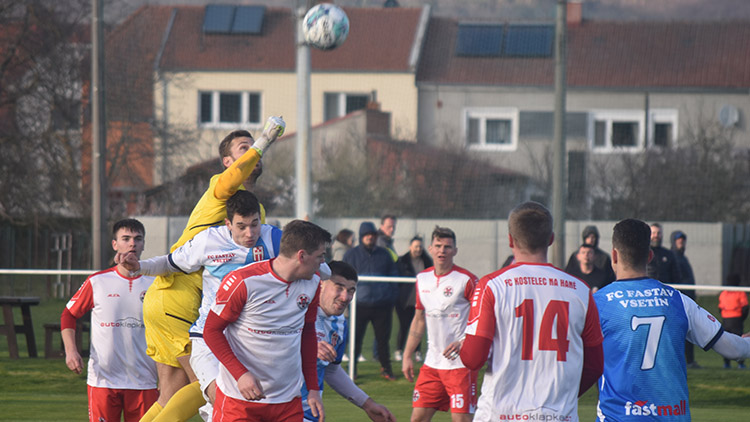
[4,269,750,380]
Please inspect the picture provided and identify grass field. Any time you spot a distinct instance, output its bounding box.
[1,296,749,421]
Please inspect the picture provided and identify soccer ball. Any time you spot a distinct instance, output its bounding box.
[303,3,349,51]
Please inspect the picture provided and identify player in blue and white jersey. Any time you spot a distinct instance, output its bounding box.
[594,219,750,421]
[118,190,281,421]
[301,261,395,422]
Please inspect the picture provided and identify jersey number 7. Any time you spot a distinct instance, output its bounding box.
[631,315,665,370]
[515,299,570,361]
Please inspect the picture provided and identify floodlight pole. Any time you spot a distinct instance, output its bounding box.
[296,1,313,220]
[91,0,108,270]
[551,0,568,268]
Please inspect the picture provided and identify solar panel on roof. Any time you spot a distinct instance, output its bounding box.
[456,24,503,57]
[203,5,235,34]
[503,25,554,57]
[232,6,265,34]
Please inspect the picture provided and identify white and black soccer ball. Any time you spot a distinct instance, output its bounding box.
[303,3,349,51]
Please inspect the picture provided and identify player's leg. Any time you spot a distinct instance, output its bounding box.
[122,388,159,422]
[411,365,448,422]
[191,337,221,421]
[87,386,123,422]
[442,367,477,422]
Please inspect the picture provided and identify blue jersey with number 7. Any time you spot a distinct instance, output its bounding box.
[594,278,723,421]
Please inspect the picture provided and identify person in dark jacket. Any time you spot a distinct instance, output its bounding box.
[394,236,433,362]
[565,225,616,285]
[671,229,701,368]
[647,223,682,284]
[343,221,399,379]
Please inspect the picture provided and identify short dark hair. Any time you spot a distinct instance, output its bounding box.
[112,218,145,239]
[613,219,652,268]
[508,201,552,253]
[226,191,261,222]
[431,226,456,244]
[650,222,662,229]
[218,130,254,161]
[328,260,358,282]
[410,235,423,244]
[578,244,595,252]
[279,220,332,258]
[335,229,354,244]
[381,214,397,224]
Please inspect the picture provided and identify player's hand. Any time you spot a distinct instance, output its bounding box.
[317,340,337,362]
[252,116,285,154]
[115,251,140,272]
[362,398,396,422]
[401,355,415,382]
[307,389,325,422]
[64,349,83,374]
[743,332,750,338]
[442,340,462,360]
[237,372,265,401]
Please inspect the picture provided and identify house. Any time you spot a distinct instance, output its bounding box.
[416,2,750,218]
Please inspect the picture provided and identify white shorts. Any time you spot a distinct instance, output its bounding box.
[190,337,220,401]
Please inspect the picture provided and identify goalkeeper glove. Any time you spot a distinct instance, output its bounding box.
[252,116,286,155]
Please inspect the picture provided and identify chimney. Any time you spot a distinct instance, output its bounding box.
[567,0,582,26]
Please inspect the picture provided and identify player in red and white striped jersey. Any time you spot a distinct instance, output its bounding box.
[61,219,158,422]
[402,226,478,422]
[203,220,331,422]
[460,202,603,422]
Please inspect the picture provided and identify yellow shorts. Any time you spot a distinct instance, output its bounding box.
[143,272,202,367]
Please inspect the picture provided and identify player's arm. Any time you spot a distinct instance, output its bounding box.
[579,291,604,397]
[61,279,94,374]
[712,331,750,360]
[402,307,426,382]
[460,280,495,370]
[214,116,285,200]
[324,364,394,421]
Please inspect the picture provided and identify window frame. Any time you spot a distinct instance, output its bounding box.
[323,92,371,121]
[462,107,519,151]
[587,110,645,153]
[198,90,262,128]
[648,109,679,148]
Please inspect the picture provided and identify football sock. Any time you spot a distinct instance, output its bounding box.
[139,401,162,422]
[152,381,205,422]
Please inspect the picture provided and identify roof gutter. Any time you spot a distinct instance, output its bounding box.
[408,4,431,73]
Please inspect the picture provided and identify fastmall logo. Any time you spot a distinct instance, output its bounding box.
[624,400,687,416]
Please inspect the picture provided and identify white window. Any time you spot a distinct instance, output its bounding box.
[588,110,644,152]
[463,108,518,151]
[649,109,678,148]
[324,92,370,121]
[199,91,261,128]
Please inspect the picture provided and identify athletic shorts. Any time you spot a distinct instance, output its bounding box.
[412,365,477,414]
[143,272,201,367]
[87,385,158,422]
[190,337,220,400]
[214,386,303,422]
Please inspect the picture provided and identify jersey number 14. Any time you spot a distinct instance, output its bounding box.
[515,299,570,361]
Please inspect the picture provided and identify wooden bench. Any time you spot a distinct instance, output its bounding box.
[0,296,40,358]
[44,321,90,359]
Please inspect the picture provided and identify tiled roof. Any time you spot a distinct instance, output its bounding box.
[155,6,424,72]
[417,17,750,89]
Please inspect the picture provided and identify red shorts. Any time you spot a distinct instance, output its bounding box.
[213,386,303,422]
[412,365,477,414]
[87,385,158,422]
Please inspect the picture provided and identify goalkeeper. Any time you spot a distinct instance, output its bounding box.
[140,117,285,422]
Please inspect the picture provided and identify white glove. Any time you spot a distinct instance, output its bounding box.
[252,116,286,155]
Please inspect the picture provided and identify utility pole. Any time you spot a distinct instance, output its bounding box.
[296,1,313,220]
[91,0,108,269]
[551,0,568,268]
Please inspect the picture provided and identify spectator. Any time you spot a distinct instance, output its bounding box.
[343,221,399,380]
[566,244,612,293]
[647,223,682,284]
[566,225,616,283]
[394,236,433,362]
[377,214,398,261]
[719,273,748,369]
[331,229,355,261]
[670,230,700,368]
